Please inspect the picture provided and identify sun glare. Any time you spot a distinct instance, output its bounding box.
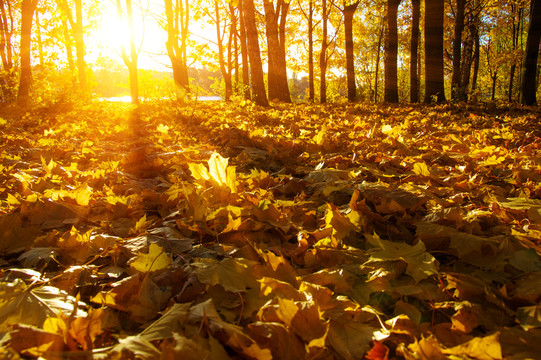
[97,11,131,53]
[92,1,169,70]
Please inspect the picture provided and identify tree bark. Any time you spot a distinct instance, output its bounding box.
[165,0,190,102]
[410,0,419,102]
[308,0,314,101]
[520,0,541,105]
[320,0,329,103]
[17,0,38,107]
[0,0,14,71]
[374,23,384,102]
[242,0,269,106]
[451,0,465,100]
[214,0,233,100]
[384,0,400,102]
[343,1,360,102]
[238,0,250,99]
[424,0,446,103]
[263,0,291,102]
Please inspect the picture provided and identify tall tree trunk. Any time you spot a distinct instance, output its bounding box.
[508,3,525,102]
[308,0,314,101]
[385,0,400,102]
[35,9,44,67]
[58,0,86,89]
[0,0,14,71]
[410,0,420,102]
[243,0,269,106]
[343,1,360,102]
[470,20,480,96]
[320,0,329,103]
[238,0,250,99]
[117,0,138,104]
[451,0,465,100]
[424,0,446,103]
[263,0,291,102]
[74,0,86,88]
[215,0,232,100]
[17,0,38,107]
[165,0,190,101]
[374,23,384,102]
[520,0,541,105]
[230,4,239,91]
[61,15,76,84]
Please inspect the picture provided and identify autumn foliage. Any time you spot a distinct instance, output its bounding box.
[0,101,540,359]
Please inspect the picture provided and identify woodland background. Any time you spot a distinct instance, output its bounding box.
[0,0,540,107]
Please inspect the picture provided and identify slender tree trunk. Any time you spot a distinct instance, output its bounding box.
[410,0,420,102]
[471,21,480,96]
[238,0,250,99]
[17,0,38,107]
[243,0,268,106]
[215,0,232,100]
[451,0,465,100]
[117,0,138,104]
[165,0,190,101]
[35,9,44,67]
[263,0,291,102]
[520,0,541,105]
[61,16,75,83]
[0,0,14,70]
[374,23,384,102]
[385,0,400,102]
[424,0,446,103]
[308,0,314,101]
[74,0,86,88]
[320,0,328,103]
[343,1,360,102]
[491,70,497,101]
[230,4,239,91]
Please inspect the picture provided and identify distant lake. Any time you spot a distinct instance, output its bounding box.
[98,95,222,102]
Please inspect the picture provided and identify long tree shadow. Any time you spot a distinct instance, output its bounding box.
[121,106,162,178]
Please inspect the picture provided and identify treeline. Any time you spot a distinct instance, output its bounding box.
[0,0,540,107]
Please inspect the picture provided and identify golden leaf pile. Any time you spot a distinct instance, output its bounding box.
[0,101,540,359]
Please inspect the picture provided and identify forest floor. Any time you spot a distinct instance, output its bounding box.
[0,100,540,359]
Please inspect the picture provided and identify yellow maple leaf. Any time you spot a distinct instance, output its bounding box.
[413,162,431,176]
[130,243,172,273]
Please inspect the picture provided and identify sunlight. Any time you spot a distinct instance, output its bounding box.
[92,1,169,70]
[96,7,131,56]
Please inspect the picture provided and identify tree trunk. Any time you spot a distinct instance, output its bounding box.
[263,0,291,102]
[451,0,465,100]
[61,15,75,84]
[35,9,44,67]
[470,21,480,96]
[242,0,269,106]
[410,0,419,102]
[424,0,446,103]
[230,4,239,91]
[58,0,86,89]
[308,0,314,101]
[238,0,250,99]
[320,0,328,103]
[117,0,138,104]
[0,0,14,71]
[215,0,232,100]
[384,0,400,103]
[374,23,384,102]
[520,0,541,105]
[17,0,38,107]
[343,1,360,102]
[74,0,86,88]
[165,0,190,102]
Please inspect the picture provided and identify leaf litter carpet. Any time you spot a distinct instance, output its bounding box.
[0,101,540,359]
